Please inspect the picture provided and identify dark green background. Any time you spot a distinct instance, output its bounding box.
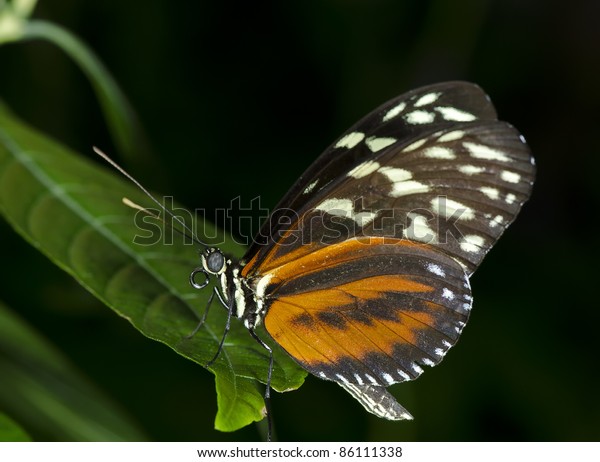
[1,0,598,441]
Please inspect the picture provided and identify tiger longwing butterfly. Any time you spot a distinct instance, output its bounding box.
[97,80,535,436]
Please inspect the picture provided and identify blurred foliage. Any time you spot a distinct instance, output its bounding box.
[0,412,31,442]
[0,0,599,441]
[0,300,146,440]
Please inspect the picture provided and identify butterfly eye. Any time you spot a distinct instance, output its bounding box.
[203,249,226,275]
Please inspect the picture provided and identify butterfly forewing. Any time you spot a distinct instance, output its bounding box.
[308,121,534,274]
[244,125,533,280]
[248,81,500,262]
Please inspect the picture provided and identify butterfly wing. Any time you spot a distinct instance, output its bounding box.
[257,237,471,419]
[246,83,534,276]
[248,81,502,264]
[244,122,533,281]
[307,120,534,275]
[242,82,534,419]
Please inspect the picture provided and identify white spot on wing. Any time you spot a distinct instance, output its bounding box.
[460,234,485,253]
[438,130,465,142]
[315,198,353,216]
[411,363,424,375]
[303,179,318,194]
[315,197,376,227]
[505,193,517,204]
[405,110,435,124]
[382,373,394,385]
[435,106,476,121]
[347,160,381,178]
[364,374,378,385]
[335,131,365,149]
[442,288,455,300]
[501,170,522,183]
[353,211,377,227]
[414,92,441,107]
[378,166,412,182]
[382,101,407,122]
[366,136,396,153]
[426,263,446,277]
[421,358,435,367]
[378,166,430,198]
[464,142,512,162]
[402,138,427,152]
[393,180,430,197]
[423,146,456,159]
[480,186,500,200]
[353,373,364,385]
[404,212,437,244]
[397,369,411,381]
[459,165,486,175]
[336,373,349,384]
[490,214,504,228]
[431,197,475,221]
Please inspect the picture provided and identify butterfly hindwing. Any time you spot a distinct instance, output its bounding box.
[260,239,471,389]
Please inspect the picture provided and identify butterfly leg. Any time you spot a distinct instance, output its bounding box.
[205,295,235,367]
[248,328,274,442]
[187,267,228,339]
[185,289,216,339]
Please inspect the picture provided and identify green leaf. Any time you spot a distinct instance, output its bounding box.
[0,300,145,441]
[0,412,31,442]
[0,100,306,434]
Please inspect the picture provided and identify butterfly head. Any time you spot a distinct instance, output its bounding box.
[201,248,228,275]
[190,247,230,291]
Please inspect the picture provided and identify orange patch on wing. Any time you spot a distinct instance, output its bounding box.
[279,274,433,311]
[264,273,436,367]
[249,236,425,282]
[241,238,317,279]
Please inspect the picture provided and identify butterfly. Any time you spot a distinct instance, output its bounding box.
[97,80,535,437]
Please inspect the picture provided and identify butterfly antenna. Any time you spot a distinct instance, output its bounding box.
[93,146,209,248]
[122,197,201,245]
